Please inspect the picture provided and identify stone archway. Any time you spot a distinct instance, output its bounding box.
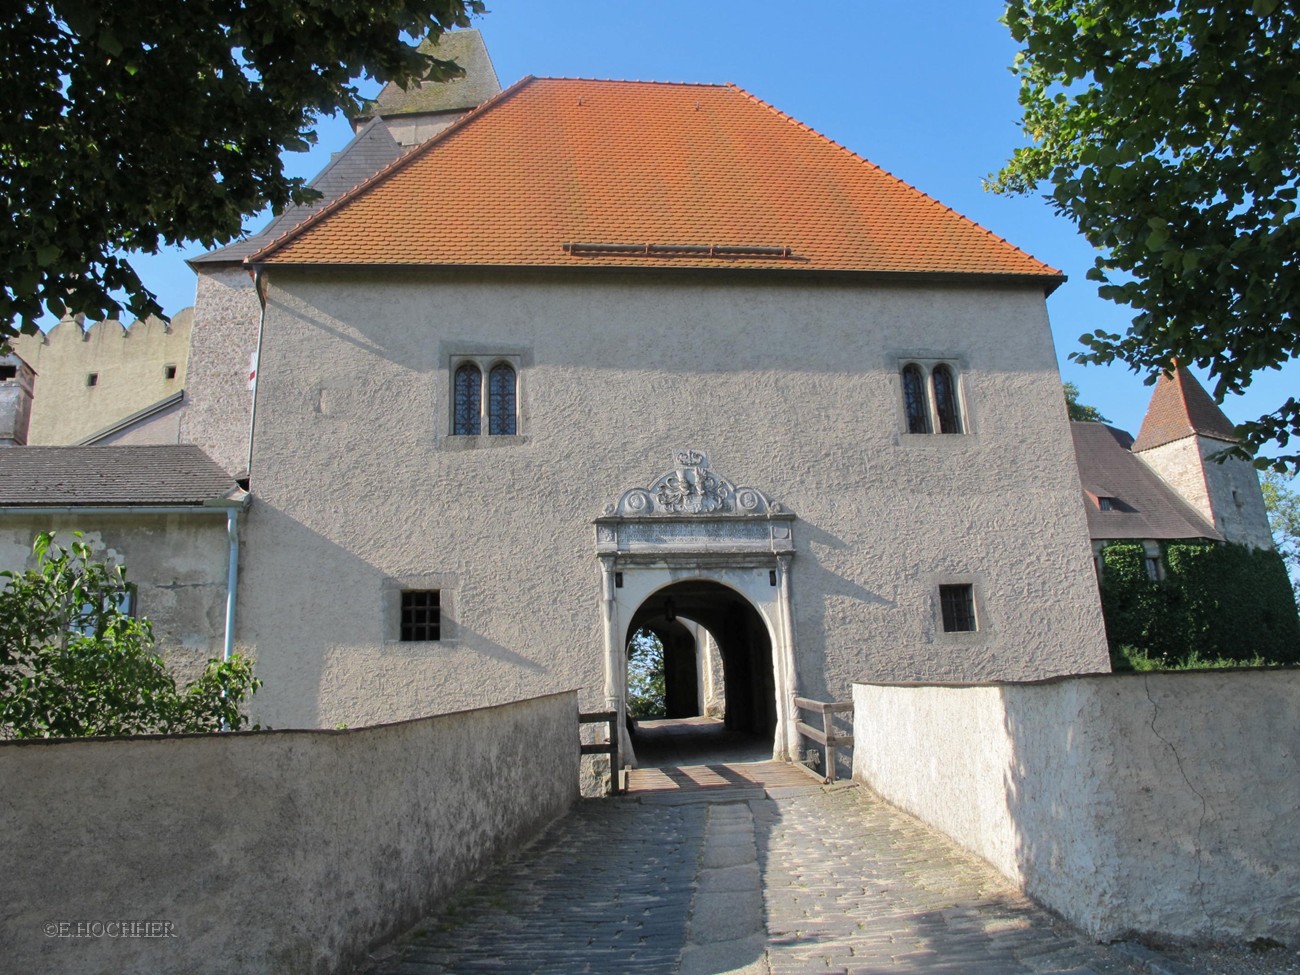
[594,449,799,765]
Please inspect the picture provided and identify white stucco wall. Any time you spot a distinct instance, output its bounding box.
[852,672,1300,941]
[0,514,231,683]
[11,312,190,445]
[179,266,261,477]
[0,690,579,975]
[240,269,1108,730]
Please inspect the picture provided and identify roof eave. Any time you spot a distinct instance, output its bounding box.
[244,260,1066,291]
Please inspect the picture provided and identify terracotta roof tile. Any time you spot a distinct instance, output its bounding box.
[251,78,1062,282]
[1133,367,1238,452]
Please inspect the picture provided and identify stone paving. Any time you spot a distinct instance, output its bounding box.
[368,781,1149,975]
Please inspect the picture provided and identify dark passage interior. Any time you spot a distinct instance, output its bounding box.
[626,580,776,765]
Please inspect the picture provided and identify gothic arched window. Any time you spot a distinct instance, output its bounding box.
[901,364,931,434]
[932,364,962,434]
[488,362,517,436]
[453,362,482,436]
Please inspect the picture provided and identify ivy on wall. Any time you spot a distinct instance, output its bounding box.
[1099,540,1300,668]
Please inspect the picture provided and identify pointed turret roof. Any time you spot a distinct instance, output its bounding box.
[1132,366,1238,452]
[354,29,500,122]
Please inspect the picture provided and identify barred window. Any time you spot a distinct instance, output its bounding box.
[901,363,931,434]
[932,364,962,434]
[400,590,441,642]
[900,360,965,436]
[453,363,482,435]
[488,362,517,435]
[939,584,977,633]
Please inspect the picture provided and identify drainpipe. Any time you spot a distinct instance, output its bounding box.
[223,507,239,663]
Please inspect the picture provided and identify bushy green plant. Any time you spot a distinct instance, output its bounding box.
[1099,539,1299,669]
[0,532,260,738]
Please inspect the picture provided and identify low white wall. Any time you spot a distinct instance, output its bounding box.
[853,672,1300,942]
[1,690,579,975]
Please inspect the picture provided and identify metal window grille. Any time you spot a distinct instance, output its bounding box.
[902,364,931,434]
[488,363,517,435]
[939,584,977,632]
[932,365,962,434]
[453,363,482,435]
[400,590,441,642]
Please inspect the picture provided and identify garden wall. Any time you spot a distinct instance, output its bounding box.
[1,690,579,974]
[853,671,1300,942]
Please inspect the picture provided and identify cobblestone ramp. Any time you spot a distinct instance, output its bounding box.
[368,784,1147,975]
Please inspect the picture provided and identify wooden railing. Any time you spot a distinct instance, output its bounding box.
[794,697,854,783]
[579,710,621,796]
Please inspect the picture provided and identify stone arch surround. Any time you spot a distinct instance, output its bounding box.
[595,449,799,764]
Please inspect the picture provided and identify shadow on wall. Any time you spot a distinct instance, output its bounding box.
[999,671,1300,942]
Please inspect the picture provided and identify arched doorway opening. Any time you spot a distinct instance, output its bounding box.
[625,579,776,766]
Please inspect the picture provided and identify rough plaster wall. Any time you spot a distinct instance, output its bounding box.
[0,514,230,683]
[241,270,1107,730]
[0,383,32,444]
[852,673,1300,941]
[1197,438,1274,548]
[0,691,579,975]
[180,267,261,476]
[91,399,183,445]
[381,112,467,146]
[10,312,190,445]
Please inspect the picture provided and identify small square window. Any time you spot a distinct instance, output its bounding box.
[0,365,16,381]
[400,590,440,642]
[86,373,99,387]
[1098,497,1116,511]
[939,584,977,633]
[164,364,178,380]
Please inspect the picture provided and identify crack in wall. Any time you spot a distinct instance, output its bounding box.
[1143,675,1211,926]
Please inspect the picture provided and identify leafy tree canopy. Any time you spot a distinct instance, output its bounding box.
[0,532,260,737]
[1262,471,1300,592]
[994,1,1300,471]
[0,0,482,349]
[1063,381,1109,423]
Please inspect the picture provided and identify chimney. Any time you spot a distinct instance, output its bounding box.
[0,353,36,446]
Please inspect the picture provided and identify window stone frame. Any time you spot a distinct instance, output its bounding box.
[439,342,532,448]
[381,573,459,645]
[894,356,972,439]
[925,572,992,645]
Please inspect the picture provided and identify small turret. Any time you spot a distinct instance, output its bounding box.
[0,353,36,446]
[1132,366,1273,549]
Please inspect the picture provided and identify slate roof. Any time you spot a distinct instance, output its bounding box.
[0,446,243,507]
[1133,366,1238,452]
[355,29,500,120]
[249,77,1064,285]
[1071,422,1220,542]
[192,119,405,265]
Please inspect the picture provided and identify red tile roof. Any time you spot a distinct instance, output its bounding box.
[1133,367,1238,452]
[250,77,1062,284]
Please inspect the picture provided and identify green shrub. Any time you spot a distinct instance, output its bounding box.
[1100,539,1300,669]
[0,532,260,738]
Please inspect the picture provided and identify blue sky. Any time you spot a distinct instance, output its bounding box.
[128,0,1298,448]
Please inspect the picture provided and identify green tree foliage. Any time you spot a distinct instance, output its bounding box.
[1262,471,1300,592]
[0,532,260,737]
[626,628,666,719]
[1099,539,1299,668]
[994,2,1300,470]
[0,1,482,349]
[1063,381,1109,423]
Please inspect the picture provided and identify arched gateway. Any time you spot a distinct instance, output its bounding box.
[595,450,799,767]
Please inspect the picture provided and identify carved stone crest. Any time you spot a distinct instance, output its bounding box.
[601,449,783,518]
